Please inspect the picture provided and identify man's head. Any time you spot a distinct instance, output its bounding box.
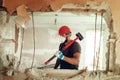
[58,25,71,37]
[58,26,72,42]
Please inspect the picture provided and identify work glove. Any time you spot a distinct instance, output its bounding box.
[54,51,64,60]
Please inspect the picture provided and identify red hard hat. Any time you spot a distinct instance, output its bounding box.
[58,25,71,35]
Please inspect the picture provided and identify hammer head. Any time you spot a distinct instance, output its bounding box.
[76,32,84,41]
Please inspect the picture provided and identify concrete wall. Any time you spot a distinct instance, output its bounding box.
[109,0,120,65]
[104,0,120,73]
[0,10,109,71]
[1,1,120,79]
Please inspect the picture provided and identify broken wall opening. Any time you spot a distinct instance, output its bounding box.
[0,1,118,80]
[21,12,109,71]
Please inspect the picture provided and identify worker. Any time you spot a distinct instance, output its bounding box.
[54,25,81,70]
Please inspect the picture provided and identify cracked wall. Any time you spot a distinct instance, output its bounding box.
[0,0,120,80]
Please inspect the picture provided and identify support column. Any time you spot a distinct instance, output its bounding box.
[109,33,116,71]
[0,11,4,80]
[106,32,116,72]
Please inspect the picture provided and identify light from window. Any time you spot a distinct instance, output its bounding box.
[85,30,103,70]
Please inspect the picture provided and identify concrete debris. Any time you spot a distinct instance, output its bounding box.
[0,23,14,39]
[6,69,14,76]
[101,76,120,80]
[13,72,27,80]
[108,32,117,72]
[114,64,120,75]
[17,57,33,73]
[25,68,120,80]
[0,11,6,24]
[0,57,3,80]
[0,0,120,80]
[0,54,18,76]
[16,4,31,23]
[0,68,118,80]
[0,11,3,24]
[14,16,26,29]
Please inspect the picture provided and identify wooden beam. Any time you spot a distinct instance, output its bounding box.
[61,8,106,13]
[15,24,19,53]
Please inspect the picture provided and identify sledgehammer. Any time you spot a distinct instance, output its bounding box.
[44,32,84,65]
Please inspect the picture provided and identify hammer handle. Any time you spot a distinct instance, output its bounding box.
[63,37,79,50]
[44,55,56,65]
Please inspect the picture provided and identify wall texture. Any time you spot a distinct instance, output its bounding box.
[109,0,120,65]
[1,0,120,79]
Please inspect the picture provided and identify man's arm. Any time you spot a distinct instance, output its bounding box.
[63,52,80,66]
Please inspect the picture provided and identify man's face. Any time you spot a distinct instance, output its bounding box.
[59,34,66,42]
[59,33,71,42]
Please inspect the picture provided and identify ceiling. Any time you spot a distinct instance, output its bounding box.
[0,0,107,27]
[26,12,107,30]
[0,0,107,30]
[1,0,104,14]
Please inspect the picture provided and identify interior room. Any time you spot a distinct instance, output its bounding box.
[0,0,120,80]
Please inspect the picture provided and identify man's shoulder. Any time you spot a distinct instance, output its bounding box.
[73,41,80,45]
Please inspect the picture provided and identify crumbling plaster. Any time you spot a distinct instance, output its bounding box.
[108,0,120,65]
[104,0,120,74]
[0,0,120,80]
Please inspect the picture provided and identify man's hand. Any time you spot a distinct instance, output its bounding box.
[54,51,64,60]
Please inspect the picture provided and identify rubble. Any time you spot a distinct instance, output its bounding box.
[25,68,120,80]
[0,0,120,80]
